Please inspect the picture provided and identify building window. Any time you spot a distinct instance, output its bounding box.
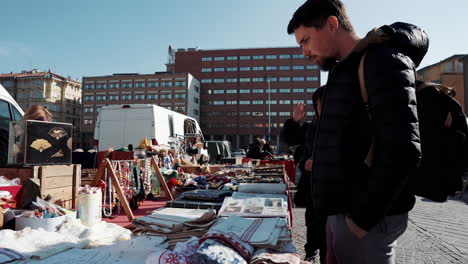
[253,55,264,60]
[134,94,145,100]
[201,79,212,84]
[202,57,212,61]
[226,100,237,105]
[252,77,264,82]
[96,95,106,101]
[161,81,172,87]
[84,96,94,101]
[239,89,250,94]
[266,66,277,71]
[293,88,305,93]
[175,81,186,87]
[83,107,94,113]
[121,83,132,88]
[306,76,318,81]
[194,109,199,115]
[279,77,291,82]
[239,100,250,105]
[213,79,225,83]
[227,89,237,94]
[279,54,291,59]
[252,89,264,93]
[239,112,251,116]
[227,67,237,72]
[109,95,119,101]
[214,56,225,61]
[279,66,291,70]
[174,93,186,99]
[84,119,94,125]
[201,68,212,72]
[121,95,132,100]
[194,85,199,92]
[279,100,291,104]
[213,90,225,94]
[214,67,224,72]
[194,97,199,104]
[293,77,305,81]
[307,112,315,116]
[293,65,305,70]
[240,56,251,60]
[213,101,225,105]
[96,83,107,89]
[239,78,250,83]
[160,94,172,100]
[84,84,95,89]
[279,89,290,93]
[293,100,305,104]
[253,66,264,71]
[293,54,305,59]
[266,55,277,60]
[226,78,237,83]
[266,89,277,93]
[239,67,251,71]
[306,65,318,70]
[307,100,313,104]
[252,112,264,116]
[267,112,277,116]
[253,100,263,104]
[306,88,317,93]
[147,94,158,100]
[279,112,291,116]
[227,56,237,61]
[266,100,277,104]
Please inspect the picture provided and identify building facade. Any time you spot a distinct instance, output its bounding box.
[0,70,82,147]
[80,72,200,150]
[168,47,320,149]
[417,54,466,111]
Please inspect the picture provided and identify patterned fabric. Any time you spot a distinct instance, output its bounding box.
[146,237,199,264]
[250,248,302,264]
[199,231,254,261]
[193,239,247,264]
[0,248,26,263]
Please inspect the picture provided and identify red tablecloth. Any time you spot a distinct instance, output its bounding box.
[242,158,296,183]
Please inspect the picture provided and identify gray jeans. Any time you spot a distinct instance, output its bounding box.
[326,214,408,264]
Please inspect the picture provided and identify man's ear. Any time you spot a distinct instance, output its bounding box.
[327,16,339,33]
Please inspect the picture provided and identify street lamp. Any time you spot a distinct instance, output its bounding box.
[265,76,272,142]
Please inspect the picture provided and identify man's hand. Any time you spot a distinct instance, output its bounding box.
[293,103,306,122]
[346,216,368,239]
[304,159,313,171]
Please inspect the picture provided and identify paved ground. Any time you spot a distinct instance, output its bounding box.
[292,192,468,264]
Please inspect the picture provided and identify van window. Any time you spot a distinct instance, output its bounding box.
[168,115,174,137]
[0,100,11,131]
[11,105,22,121]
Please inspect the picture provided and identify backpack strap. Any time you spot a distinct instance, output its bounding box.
[358,52,375,167]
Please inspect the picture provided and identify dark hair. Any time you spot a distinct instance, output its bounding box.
[287,0,354,34]
[312,85,325,113]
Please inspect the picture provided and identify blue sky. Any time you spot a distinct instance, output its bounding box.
[1,0,467,84]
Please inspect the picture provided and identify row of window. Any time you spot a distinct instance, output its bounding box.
[204,111,314,117]
[201,65,318,72]
[83,93,187,101]
[207,100,313,105]
[83,105,189,114]
[83,81,190,90]
[201,76,318,84]
[207,88,316,94]
[201,54,305,62]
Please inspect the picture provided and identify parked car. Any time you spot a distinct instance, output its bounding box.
[0,83,24,165]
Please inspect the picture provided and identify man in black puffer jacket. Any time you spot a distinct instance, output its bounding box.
[287,0,427,263]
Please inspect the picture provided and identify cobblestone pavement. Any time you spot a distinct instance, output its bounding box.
[292,192,468,264]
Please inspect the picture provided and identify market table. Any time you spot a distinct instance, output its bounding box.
[242,158,296,183]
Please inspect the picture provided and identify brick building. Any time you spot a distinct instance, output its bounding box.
[80,72,200,149]
[168,47,320,149]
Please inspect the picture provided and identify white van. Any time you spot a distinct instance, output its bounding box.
[93,104,203,151]
[0,84,24,164]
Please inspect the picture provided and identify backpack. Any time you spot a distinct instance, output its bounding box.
[358,52,468,202]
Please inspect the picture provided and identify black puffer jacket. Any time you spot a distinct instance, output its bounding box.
[311,22,428,231]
